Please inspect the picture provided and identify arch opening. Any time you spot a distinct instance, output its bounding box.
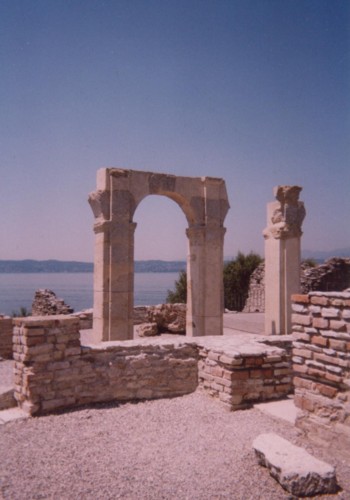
[133,194,188,308]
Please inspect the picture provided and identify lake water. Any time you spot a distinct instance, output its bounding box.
[0,273,180,316]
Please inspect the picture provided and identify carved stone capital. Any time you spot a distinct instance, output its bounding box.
[88,190,110,220]
[264,185,306,240]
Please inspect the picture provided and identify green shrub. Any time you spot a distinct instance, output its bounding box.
[223,252,262,311]
[166,270,187,303]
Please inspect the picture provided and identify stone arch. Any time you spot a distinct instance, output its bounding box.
[89,168,230,341]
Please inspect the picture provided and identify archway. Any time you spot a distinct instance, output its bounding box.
[133,194,187,307]
[89,168,230,341]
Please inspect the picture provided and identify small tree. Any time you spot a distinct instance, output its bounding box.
[223,252,262,311]
[12,306,30,318]
[166,270,187,303]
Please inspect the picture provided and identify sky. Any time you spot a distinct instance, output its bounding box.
[0,0,349,262]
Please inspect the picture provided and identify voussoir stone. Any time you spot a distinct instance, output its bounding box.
[252,433,338,497]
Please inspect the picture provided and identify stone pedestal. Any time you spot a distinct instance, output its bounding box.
[264,186,305,335]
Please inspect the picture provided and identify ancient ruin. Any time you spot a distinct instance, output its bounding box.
[264,185,305,335]
[292,291,350,461]
[32,289,74,316]
[244,257,350,313]
[89,168,229,341]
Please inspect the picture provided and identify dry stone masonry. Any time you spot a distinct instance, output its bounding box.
[11,315,294,416]
[244,258,350,313]
[243,262,265,313]
[292,291,350,461]
[32,289,73,316]
[12,316,198,415]
[300,257,350,294]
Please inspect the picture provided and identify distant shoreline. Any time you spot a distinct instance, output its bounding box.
[0,259,187,274]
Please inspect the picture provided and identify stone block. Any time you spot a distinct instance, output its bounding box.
[322,308,340,319]
[291,294,309,304]
[253,433,339,496]
[310,296,329,306]
[292,314,312,326]
[312,317,329,329]
[311,335,328,347]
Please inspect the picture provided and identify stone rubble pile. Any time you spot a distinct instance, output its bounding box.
[134,303,186,336]
[32,289,74,316]
[300,257,350,294]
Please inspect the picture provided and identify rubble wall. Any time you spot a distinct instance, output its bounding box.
[244,258,350,313]
[32,289,73,316]
[12,316,198,416]
[292,292,350,460]
[11,315,294,416]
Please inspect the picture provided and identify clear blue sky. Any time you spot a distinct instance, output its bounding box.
[1,0,349,261]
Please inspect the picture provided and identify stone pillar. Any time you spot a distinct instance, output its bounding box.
[108,221,136,341]
[186,225,226,336]
[263,186,306,335]
[89,170,136,341]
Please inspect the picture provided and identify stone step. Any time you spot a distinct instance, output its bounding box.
[253,433,339,497]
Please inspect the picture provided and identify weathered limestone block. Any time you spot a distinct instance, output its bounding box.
[147,303,186,333]
[253,433,338,497]
[136,322,158,337]
[133,304,186,334]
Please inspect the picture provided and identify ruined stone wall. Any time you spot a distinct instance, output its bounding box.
[12,316,198,415]
[300,257,350,293]
[243,263,265,312]
[11,314,294,416]
[243,258,350,313]
[0,316,13,359]
[197,338,292,410]
[32,289,74,316]
[292,292,350,461]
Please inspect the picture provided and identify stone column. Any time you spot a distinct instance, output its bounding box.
[263,186,306,335]
[186,225,226,336]
[108,220,136,341]
[89,179,136,341]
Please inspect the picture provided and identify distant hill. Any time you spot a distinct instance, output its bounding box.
[0,259,187,273]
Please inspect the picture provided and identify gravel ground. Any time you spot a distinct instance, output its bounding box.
[1,391,349,500]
